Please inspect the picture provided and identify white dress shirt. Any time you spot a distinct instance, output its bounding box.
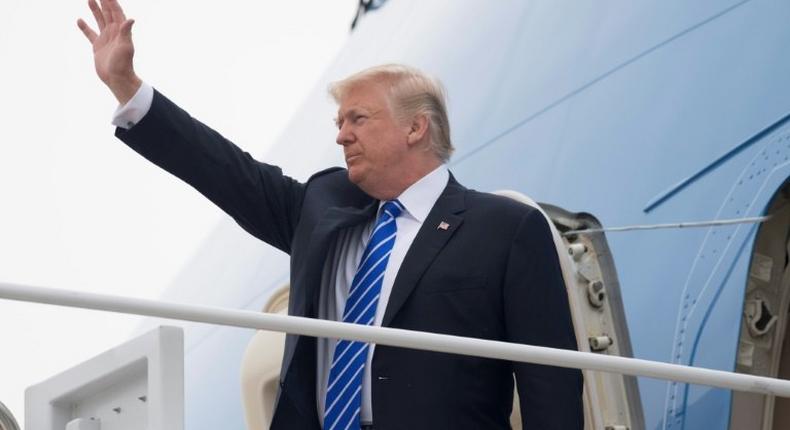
[112,82,153,129]
[316,164,448,425]
[112,84,450,425]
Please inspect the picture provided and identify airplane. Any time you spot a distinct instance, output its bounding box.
[3,1,790,429]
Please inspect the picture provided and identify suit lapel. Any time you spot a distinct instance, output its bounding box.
[382,176,466,327]
[281,199,378,424]
[303,201,378,315]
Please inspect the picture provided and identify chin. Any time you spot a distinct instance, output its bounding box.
[346,167,363,185]
[347,168,382,198]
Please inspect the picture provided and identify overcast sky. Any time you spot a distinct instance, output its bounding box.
[0,0,356,425]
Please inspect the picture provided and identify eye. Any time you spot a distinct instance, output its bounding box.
[353,115,367,124]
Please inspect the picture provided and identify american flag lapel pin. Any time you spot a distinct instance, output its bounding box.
[438,221,450,231]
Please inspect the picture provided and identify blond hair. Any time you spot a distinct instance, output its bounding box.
[328,64,454,162]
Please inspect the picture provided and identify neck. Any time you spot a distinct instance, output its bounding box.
[365,157,443,201]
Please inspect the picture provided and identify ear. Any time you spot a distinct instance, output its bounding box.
[406,114,429,147]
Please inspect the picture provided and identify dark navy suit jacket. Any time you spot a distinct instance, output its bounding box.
[116,90,584,429]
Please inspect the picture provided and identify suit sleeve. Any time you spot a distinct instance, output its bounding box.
[115,89,305,254]
[504,209,584,429]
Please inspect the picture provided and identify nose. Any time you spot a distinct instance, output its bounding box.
[336,122,354,146]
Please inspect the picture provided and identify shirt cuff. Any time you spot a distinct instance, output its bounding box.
[111,82,154,129]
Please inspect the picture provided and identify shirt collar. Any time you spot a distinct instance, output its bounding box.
[379,164,449,223]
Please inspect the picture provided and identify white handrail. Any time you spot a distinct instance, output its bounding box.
[1,281,789,397]
[562,215,770,235]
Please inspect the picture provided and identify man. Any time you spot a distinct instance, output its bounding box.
[78,1,583,429]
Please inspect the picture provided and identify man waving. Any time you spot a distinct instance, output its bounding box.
[78,1,583,429]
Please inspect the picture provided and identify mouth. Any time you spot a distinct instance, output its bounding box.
[345,154,361,164]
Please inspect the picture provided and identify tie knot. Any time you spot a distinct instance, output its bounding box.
[381,200,404,219]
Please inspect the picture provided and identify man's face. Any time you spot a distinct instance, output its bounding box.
[335,82,410,191]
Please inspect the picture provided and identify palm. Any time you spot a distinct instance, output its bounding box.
[92,21,134,84]
[77,0,140,102]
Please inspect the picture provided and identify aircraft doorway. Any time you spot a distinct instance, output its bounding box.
[730,180,790,430]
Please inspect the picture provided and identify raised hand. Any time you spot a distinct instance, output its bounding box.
[77,0,141,104]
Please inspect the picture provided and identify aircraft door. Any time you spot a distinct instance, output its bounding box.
[241,286,290,429]
[495,191,646,430]
[730,182,790,430]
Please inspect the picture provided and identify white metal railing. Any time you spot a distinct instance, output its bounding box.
[1,281,789,397]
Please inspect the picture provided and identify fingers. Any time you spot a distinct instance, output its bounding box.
[92,0,128,31]
[120,19,135,38]
[109,0,127,22]
[87,0,105,30]
[100,0,126,24]
[77,18,98,43]
[99,0,114,25]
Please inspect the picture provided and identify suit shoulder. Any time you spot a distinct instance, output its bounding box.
[464,189,542,220]
[306,166,347,184]
[303,167,371,206]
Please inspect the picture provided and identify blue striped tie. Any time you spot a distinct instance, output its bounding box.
[323,200,404,430]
